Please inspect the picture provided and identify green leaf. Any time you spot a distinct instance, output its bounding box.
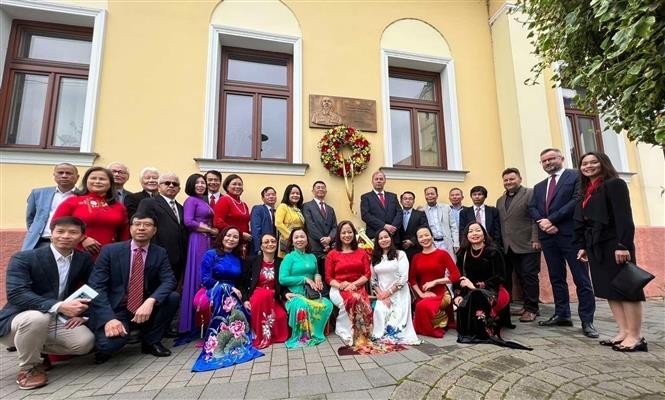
[635,16,655,38]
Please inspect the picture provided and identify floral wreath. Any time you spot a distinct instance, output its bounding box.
[318,125,371,177]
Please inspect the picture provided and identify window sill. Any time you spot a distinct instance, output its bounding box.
[195,158,309,176]
[0,148,98,166]
[381,167,469,182]
[618,171,636,183]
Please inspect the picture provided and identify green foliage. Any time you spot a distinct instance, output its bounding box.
[215,330,233,355]
[515,0,665,150]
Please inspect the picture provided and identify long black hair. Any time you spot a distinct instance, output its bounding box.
[371,228,397,266]
[76,166,117,205]
[459,222,496,253]
[578,151,618,196]
[213,226,243,258]
[334,220,359,251]
[280,184,303,209]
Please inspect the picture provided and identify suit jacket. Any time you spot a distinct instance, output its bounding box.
[124,190,152,223]
[88,241,176,329]
[241,256,284,301]
[496,186,539,254]
[116,188,132,205]
[22,187,57,250]
[360,191,403,239]
[459,205,502,248]
[0,246,94,336]
[250,204,276,255]
[421,203,459,253]
[528,168,579,240]
[399,208,429,259]
[136,196,188,270]
[302,199,338,254]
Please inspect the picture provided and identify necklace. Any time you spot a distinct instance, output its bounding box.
[470,246,484,258]
[228,195,248,215]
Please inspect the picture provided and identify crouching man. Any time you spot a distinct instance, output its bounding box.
[0,216,95,390]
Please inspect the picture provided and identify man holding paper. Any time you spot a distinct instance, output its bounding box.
[0,216,95,390]
[88,213,178,364]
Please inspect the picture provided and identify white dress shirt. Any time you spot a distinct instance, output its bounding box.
[48,244,74,313]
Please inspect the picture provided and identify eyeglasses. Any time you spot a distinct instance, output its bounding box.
[111,169,128,175]
[131,222,155,228]
[262,239,278,244]
[160,181,180,187]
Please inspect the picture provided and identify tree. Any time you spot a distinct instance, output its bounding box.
[515,0,664,154]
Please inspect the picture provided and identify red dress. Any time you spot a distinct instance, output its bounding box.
[248,260,288,348]
[213,194,250,234]
[52,193,129,258]
[409,249,460,337]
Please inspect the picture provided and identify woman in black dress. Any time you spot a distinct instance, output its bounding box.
[574,152,646,352]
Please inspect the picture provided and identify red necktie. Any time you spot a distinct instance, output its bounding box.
[127,248,145,313]
[209,195,216,208]
[378,192,386,208]
[545,175,557,215]
[319,201,327,218]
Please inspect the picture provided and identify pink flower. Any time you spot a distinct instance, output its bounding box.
[229,320,246,338]
[223,296,237,312]
[204,336,218,354]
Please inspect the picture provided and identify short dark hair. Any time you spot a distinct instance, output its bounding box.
[50,216,86,233]
[286,227,311,253]
[371,228,397,266]
[469,185,488,197]
[449,187,463,195]
[312,180,326,189]
[424,186,438,194]
[334,220,359,251]
[222,174,243,193]
[131,213,156,228]
[204,170,222,180]
[184,173,207,197]
[261,186,276,198]
[213,226,243,257]
[76,166,117,205]
[540,148,562,157]
[281,184,303,209]
[400,191,416,201]
[501,168,521,178]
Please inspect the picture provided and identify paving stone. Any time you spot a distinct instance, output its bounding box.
[389,380,429,400]
[328,370,373,392]
[200,381,247,399]
[116,384,145,393]
[324,366,344,373]
[154,385,205,399]
[371,352,409,366]
[142,376,171,391]
[327,389,373,399]
[340,359,362,371]
[368,385,396,400]
[424,387,445,400]
[400,348,431,362]
[249,373,269,381]
[109,390,160,400]
[383,361,418,380]
[245,378,288,399]
[270,365,289,379]
[289,374,332,397]
[94,379,131,395]
[363,367,396,387]
[408,364,446,386]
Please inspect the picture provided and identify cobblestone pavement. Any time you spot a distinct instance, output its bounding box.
[0,301,662,400]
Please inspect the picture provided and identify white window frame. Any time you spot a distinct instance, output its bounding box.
[380,49,466,182]
[198,24,305,176]
[0,0,106,166]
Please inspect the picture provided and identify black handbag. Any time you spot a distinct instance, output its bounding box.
[304,283,330,299]
[610,261,654,298]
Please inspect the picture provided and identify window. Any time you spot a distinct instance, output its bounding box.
[388,67,446,169]
[562,88,604,167]
[0,20,92,150]
[218,47,292,162]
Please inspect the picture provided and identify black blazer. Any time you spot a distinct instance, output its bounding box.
[459,205,502,248]
[360,191,403,239]
[0,247,94,336]
[302,200,338,254]
[136,196,188,269]
[398,209,429,259]
[529,168,580,240]
[241,256,284,302]
[124,190,152,222]
[88,241,177,329]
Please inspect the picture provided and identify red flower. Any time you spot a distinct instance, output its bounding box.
[321,145,329,152]
[297,309,307,322]
[348,127,356,133]
[336,168,343,176]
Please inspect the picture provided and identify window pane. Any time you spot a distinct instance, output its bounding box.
[53,78,87,147]
[260,97,287,159]
[23,33,91,64]
[389,76,434,101]
[223,94,253,157]
[227,58,287,86]
[417,112,441,168]
[600,118,623,170]
[565,115,579,167]
[5,73,48,146]
[578,117,598,154]
[390,109,413,166]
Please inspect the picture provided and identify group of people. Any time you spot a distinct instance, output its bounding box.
[1,148,647,390]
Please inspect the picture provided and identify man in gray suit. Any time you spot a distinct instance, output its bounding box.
[22,163,79,250]
[303,181,337,275]
[496,168,541,322]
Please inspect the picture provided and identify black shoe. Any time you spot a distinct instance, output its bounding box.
[538,315,573,327]
[6,346,17,352]
[141,342,171,357]
[581,322,599,338]
[94,352,112,364]
[164,329,178,339]
[599,339,622,346]
[612,338,648,352]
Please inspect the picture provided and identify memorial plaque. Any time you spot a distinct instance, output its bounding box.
[309,94,377,132]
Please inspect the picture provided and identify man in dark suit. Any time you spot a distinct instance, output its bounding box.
[124,167,160,222]
[0,216,95,390]
[107,162,132,204]
[88,213,179,363]
[22,163,79,250]
[459,185,502,248]
[250,186,278,255]
[204,170,222,208]
[496,168,541,322]
[528,148,597,338]
[360,170,402,240]
[136,173,187,282]
[303,181,338,274]
[398,191,428,261]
